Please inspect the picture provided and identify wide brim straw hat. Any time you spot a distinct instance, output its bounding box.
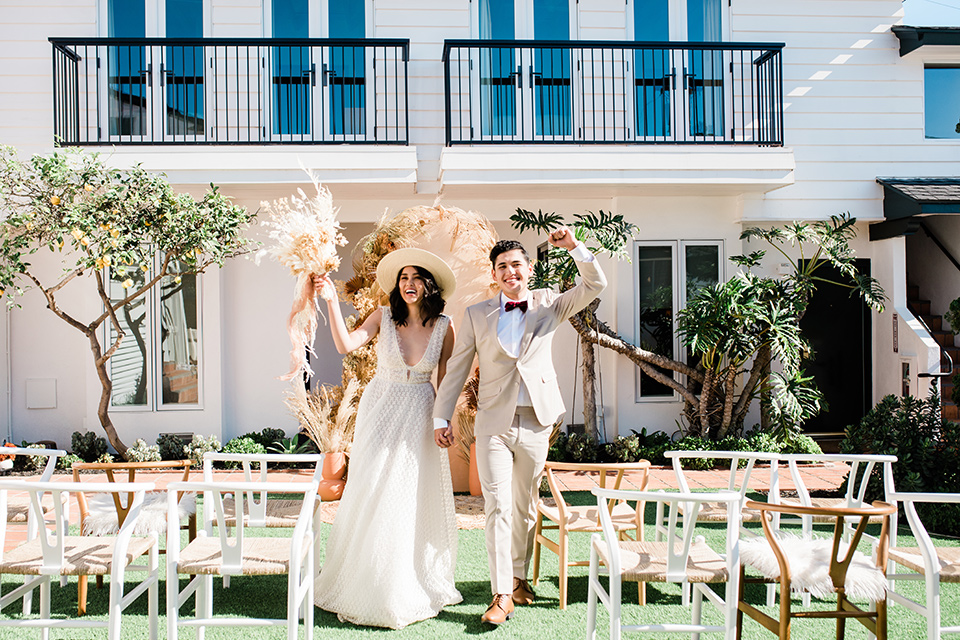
[375,247,458,301]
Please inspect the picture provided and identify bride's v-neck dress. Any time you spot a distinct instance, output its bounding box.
[314,306,461,629]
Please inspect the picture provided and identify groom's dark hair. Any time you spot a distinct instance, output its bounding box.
[489,240,529,266]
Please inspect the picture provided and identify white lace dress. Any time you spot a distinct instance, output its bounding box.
[314,307,462,629]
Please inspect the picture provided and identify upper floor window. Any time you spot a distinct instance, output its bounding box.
[109,259,201,410]
[925,66,960,139]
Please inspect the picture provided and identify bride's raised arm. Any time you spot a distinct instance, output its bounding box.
[313,274,382,355]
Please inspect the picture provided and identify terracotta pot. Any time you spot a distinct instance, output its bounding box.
[468,442,482,496]
[322,452,347,480]
[318,452,347,501]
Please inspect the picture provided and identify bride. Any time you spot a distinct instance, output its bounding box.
[312,248,462,629]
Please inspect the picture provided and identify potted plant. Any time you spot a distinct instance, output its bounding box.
[286,379,360,500]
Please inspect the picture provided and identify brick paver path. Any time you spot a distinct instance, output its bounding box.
[2,463,849,551]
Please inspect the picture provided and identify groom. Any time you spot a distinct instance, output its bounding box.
[433,227,606,625]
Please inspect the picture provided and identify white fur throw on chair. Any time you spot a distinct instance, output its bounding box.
[740,534,886,601]
[82,491,196,537]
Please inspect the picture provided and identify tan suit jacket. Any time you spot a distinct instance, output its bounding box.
[434,257,606,436]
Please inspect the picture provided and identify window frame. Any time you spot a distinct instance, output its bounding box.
[633,238,724,403]
[105,254,205,413]
[923,64,960,141]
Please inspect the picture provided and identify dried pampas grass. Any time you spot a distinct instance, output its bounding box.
[286,377,361,454]
[258,174,347,380]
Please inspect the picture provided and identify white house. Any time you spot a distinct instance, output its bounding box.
[0,0,957,453]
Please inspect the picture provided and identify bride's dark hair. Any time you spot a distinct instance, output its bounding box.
[389,266,445,327]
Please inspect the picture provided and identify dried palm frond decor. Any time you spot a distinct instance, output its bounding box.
[259,175,347,381]
[287,202,498,487]
[455,369,481,462]
[285,377,360,454]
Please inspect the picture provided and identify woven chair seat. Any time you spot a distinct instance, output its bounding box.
[0,536,156,575]
[779,498,885,523]
[216,498,304,528]
[677,501,762,522]
[5,492,65,522]
[538,500,638,532]
[889,546,960,583]
[595,539,728,584]
[177,536,292,575]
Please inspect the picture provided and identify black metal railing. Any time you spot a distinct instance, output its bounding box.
[51,37,409,145]
[442,39,784,146]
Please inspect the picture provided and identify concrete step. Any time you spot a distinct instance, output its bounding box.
[923,315,943,332]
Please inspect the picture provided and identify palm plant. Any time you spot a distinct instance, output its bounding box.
[511,210,885,442]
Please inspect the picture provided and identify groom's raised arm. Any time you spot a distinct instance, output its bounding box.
[550,244,607,322]
[433,308,478,423]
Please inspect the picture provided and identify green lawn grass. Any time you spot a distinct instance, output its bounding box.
[0,492,956,639]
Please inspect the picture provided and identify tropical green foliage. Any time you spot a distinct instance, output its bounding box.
[546,428,820,467]
[945,296,960,335]
[513,208,884,442]
[0,147,256,456]
[842,392,960,536]
[221,437,267,468]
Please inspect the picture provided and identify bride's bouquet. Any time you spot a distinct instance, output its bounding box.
[259,175,347,381]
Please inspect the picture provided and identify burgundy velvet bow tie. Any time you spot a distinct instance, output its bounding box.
[505,300,528,312]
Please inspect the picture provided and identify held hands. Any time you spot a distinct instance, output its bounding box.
[434,426,454,449]
[548,226,578,251]
[312,273,337,302]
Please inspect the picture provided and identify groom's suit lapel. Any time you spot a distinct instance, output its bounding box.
[484,297,514,359]
[518,291,541,357]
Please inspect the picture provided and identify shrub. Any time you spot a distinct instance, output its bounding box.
[57,453,82,471]
[125,438,161,462]
[603,434,642,463]
[944,296,960,335]
[71,431,108,463]
[157,433,189,461]
[841,392,960,536]
[566,432,600,463]
[184,434,221,467]
[547,432,569,462]
[779,433,822,456]
[221,437,266,468]
[268,434,317,456]
[12,443,49,472]
[241,428,286,450]
[953,370,960,408]
[96,452,114,464]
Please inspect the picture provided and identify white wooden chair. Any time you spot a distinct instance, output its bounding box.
[660,450,781,605]
[586,488,741,640]
[165,466,322,640]
[1,447,68,615]
[201,452,325,585]
[885,491,960,639]
[0,480,159,640]
[780,453,898,543]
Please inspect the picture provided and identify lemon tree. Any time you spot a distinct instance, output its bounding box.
[0,146,256,456]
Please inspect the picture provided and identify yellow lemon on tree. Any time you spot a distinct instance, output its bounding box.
[121,278,134,289]
[110,228,120,238]
[49,195,60,206]
[140,264,149,272]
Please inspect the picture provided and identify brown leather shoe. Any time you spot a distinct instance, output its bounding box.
[481,594,514,625]
[512,577,535,605]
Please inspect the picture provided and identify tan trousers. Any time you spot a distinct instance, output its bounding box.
[475,407,552,595]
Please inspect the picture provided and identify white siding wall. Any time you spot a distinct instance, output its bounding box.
[732,0,959,221]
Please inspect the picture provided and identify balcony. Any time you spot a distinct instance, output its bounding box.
[439,39,792,197]
[50,37,409,146]
[442,39,783,146]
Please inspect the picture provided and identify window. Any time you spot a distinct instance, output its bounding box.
[635,240,722,400]
[924,67,960,139]
[108,259,201,410]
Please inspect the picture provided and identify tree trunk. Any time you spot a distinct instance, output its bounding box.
[88,331,129,457]
[581,337,597,439]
